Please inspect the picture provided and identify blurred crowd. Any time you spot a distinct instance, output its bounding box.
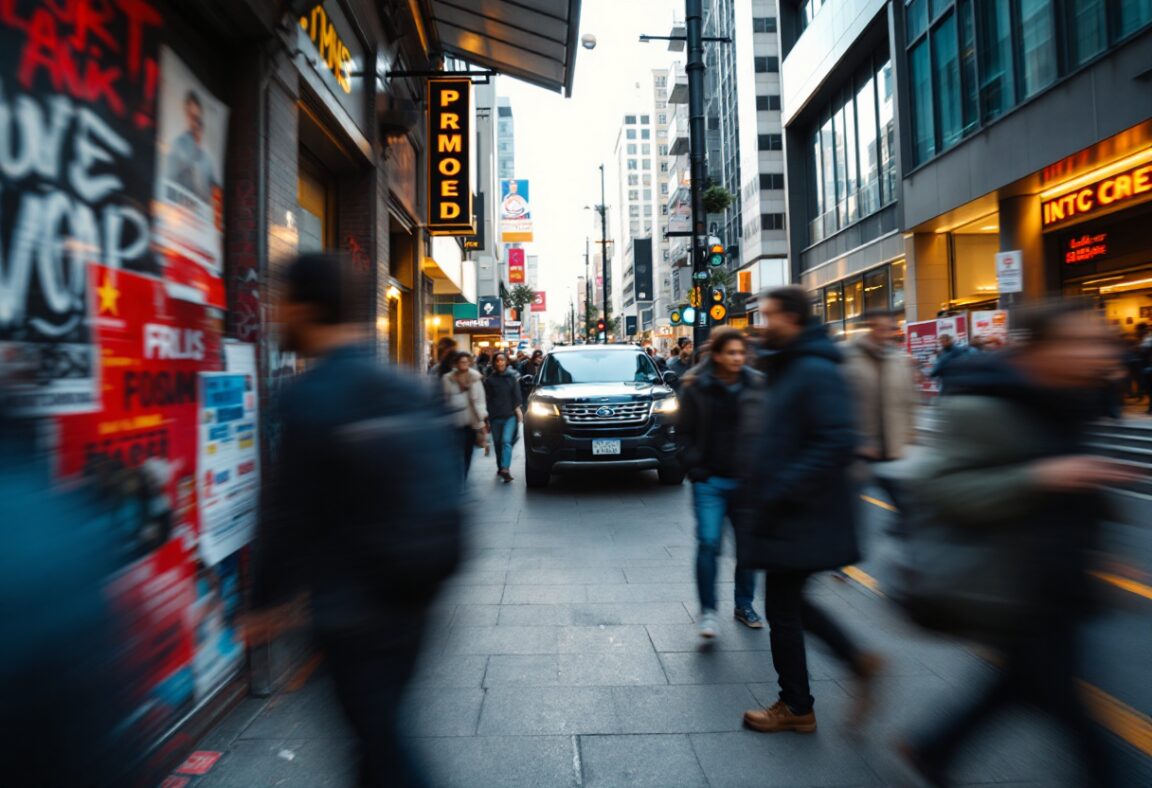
[2,252,1145,787]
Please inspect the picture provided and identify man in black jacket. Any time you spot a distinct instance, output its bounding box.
[256,253,463,787]
[739,286,883,734]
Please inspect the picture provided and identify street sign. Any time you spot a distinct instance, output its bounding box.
[692,271,709,281]
[995,250,1023,294]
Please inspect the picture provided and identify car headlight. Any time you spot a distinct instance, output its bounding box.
[528,400,559,418]
[653,397,679,414]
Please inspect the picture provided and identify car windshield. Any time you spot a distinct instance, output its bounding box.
[539,351,661,385]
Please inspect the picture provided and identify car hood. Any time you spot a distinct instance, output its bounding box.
[532,381,672,401]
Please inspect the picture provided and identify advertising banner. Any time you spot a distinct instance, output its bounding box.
[0,2,165,415]
[531,292,547,312]
[478,296,503,326]
[667,190,692,234]
[500,179,533,242]
[906,316,968,393]
[969,310,1009,350]
[153,47,228,307]
[197,371,259,566]
[508,248,526,284]
[191,552,244,699]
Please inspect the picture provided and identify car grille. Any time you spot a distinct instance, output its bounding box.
[562,401,651,426]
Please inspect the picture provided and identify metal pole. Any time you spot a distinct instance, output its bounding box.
[584,237,592,340]
[686,0,709,349]
[599,163,610,343]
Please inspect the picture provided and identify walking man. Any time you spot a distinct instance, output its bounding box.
[258,253,462,786]
[740,286,884,734]
[678,328,764,638]
[841,309,918,514]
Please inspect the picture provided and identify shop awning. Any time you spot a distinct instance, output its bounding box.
[424,0,583,95]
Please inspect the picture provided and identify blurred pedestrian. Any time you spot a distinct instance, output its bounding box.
[667,341,694,392]
[929,333,970,387]
[429,337,458,378]
[476,351,492,377]
[739,286,884,734]
[443,352,489,478]
[258,253,463,787]
[897,301,1135,788]
[678,328,764,638]
[842,309,918,515]
[484,353,523,483]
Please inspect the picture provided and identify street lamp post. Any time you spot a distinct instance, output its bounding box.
[599,163,610,343]
[584,237,593,340]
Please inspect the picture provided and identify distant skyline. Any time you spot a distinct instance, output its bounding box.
[493,0,680,326]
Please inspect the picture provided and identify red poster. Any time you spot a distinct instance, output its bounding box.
[531,291,547,312]
[56,265,223,741]
[508,248,526,284]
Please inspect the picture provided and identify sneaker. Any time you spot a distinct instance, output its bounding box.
[698,611,718,639]
[734,606,764,629]
[743,700,817,734]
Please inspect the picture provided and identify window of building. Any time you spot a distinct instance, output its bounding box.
[909,39,935,163]
[957,0,979,132]
[643,174,652,185]
[641,129,651,139]
[1067,0,1107,65]
[761,213,785,230]
[626,129,637,140]
[932,11,963,150]
[752,16,778,32]
[655,76,667,87]
[629,190,639,200]
[629,205,640,217]
[642,144,651,155]
[707,116,720,131]
[642,159,652,169]
[641,115,650,124]
[754,56,779,73]
[863,267,889,312]
[627,144,637,155]
[758,133,783,151]
[662,205,669,215]
[628,174,639,185]
[660,182,669,195]
[660,162,669,173]
[625,115,636,124]
[658,113,667,124]
[856,72,879,215]
[878,60,895,200]
[759,173,785,190]
[644,205,652,216]
[658,144,668,156]
[1019,0,1058,98]
[627,159,638,170]
[978,0,1016,122]
[1119,0,1152,35]
[498,106,512,117]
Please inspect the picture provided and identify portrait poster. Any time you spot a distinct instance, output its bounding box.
[153,46,228,307]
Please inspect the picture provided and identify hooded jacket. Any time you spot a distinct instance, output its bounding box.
[841,335,918,460]
[484,368,523,420]
[737,323,860,572]
[677,363,765,481]
[909,353,1109,615]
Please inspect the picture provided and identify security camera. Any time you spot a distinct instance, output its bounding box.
[581,33,597,50]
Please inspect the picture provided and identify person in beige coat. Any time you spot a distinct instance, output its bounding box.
[442,352,488,478]
[842,309,918,512]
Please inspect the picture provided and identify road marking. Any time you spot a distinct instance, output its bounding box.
[860,494,898,513]
[1090,571,1152,602]
[840,564,1152,758]
[571,735,584,785]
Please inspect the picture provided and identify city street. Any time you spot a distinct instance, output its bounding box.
[183,449,1152,788]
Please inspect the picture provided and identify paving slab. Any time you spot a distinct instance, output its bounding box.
[579,734,709,787]
[477,686,622,736]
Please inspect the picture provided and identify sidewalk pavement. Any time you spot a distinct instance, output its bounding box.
[176,458,1152,787]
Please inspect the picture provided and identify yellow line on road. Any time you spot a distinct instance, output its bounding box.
[1091,571,1152,602]
[860,494,898,512]
[840,565,1152,758]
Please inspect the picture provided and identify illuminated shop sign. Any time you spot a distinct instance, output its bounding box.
[297,2,367,133]
[1063,233,1109,264]
[428,78,474,235]
[1041,161,1152,228]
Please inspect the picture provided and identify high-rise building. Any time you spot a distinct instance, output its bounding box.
[496,97,515,180]
[780,1,1151,338]
[613,69,673,340]
[474,81,502,299]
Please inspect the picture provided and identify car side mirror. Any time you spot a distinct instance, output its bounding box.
[662,371,678,385]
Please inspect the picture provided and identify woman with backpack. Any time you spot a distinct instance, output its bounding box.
[484,353,523,483]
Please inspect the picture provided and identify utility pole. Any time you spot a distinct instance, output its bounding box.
[599,163,610,343]
[584,236,593,340]
[685,0,709,349]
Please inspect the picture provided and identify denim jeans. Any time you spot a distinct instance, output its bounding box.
[692,476,756,612]
[490,417,517,470]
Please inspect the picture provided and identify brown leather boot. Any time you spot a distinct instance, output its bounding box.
[846,652,887,730]
[743,700,817,733]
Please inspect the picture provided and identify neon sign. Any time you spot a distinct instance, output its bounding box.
[1042,162,1152,228]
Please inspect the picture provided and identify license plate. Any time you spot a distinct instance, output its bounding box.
[592,439,621,456]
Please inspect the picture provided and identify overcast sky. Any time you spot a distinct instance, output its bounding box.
[495,0,680,324]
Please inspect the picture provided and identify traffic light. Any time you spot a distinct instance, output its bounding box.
[596,318,606,333]
[710,287,725,304]
[669,309,682,326]
[708,243,725,267]
[681,306,697,325]
[709,303,728,321]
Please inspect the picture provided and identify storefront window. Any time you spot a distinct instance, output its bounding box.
[298,152,334,253]
[1018,0,1057,99]
[952,233,1000,304]
[825,283,844,323]
[844,278,864,321]
[891,260,907,311]
[864,268,889,313]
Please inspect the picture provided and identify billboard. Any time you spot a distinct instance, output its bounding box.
[906,316,969,393]
[508,248,526,284]
[478,297,503,326]
[667,189,692,234]
[500,179,533,242]
[427,78,474,235]
[531,292,547,312]
[633,239,654,301]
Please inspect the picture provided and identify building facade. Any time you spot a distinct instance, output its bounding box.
[779,0,1152,339]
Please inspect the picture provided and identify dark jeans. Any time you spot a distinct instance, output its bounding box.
[693,477,757,612]
[911,622,1117,787]
[763,571,862,715]
[321,617,428,788]
[458,427,475,478]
